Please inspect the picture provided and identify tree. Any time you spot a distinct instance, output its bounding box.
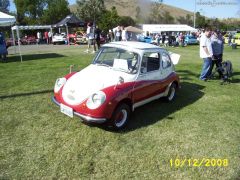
[177,14,193,26]
[13,0,70,25]
[161,11,174,24]
[77,0,105,24]
[195,11,207,28]
[119,16,136,27]
[98,6,120,32]
[13,0,47,24]
[42,0,70,24]
[0,0,10,13]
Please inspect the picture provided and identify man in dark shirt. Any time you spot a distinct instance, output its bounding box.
[95,25,102,50]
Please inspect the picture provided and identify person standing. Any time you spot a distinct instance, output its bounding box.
[210,30,224,79]
[228,32,232,46]
[44,31,49,44]
[37,31,42,44]
[95,25,101,50]
[85,23,96,53]
[115,26,122,41]
[0,32,7,63]
[199,28,213,81]
[121,27,128,41]
[48,31,52,44]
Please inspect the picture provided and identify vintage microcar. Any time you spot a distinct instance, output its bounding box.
[52,41,180,129]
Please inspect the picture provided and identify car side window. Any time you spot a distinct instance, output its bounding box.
[161,52,171,69]
[141,52,160,73]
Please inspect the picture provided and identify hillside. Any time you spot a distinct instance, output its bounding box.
[69,0,194,22]
[104,0,193,20]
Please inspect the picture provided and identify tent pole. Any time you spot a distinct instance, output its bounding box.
[66,25,69,45]
[11,26,16,54]
[50,27,53,44]
[16,26,22,62]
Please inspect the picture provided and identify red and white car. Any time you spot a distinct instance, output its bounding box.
[52,41,180,129]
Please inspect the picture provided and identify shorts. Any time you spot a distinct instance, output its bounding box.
[88,39,95,45]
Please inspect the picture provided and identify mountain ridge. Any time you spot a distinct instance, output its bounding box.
[69,0,194,22]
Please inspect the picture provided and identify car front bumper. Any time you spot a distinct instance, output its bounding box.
[51,96,107,124]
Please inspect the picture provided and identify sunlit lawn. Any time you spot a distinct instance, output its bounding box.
[0,44,239,179]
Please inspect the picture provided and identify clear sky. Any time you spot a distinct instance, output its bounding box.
[10,0,240,19]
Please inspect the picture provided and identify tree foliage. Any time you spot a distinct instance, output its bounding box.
[13,0,70,25]
[98,7,120,32]
[0,0,10,13]
[14,0,47,24]
[41,0,70,24]
[77,0,105,23]
[195,12,207,28]
[76,1,136,33]
[177,14,193,26]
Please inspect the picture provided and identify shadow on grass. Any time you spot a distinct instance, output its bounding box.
[6,53,65,63]
[0,89,52,99]
[177,70,200,81]
[231,72,240,83]
[121,81,205,132]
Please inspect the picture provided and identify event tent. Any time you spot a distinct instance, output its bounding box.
[53,14,85,45]
[142,24,197,33]
[53,14,85,28]
[11,25,52,62]
[0,11,16,26]
[125,26,143,33]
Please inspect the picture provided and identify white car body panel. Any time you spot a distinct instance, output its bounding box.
[62,64,137,105]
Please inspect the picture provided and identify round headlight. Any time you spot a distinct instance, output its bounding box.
[54,78,66,93]
[86,91,106,109]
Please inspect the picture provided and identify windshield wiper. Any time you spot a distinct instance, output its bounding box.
[95,63,111,67]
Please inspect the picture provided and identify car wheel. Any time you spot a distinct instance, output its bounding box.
[164,83,177,102]
[110,103,130,130]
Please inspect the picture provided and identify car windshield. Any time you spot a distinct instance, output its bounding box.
[93,47,140,74]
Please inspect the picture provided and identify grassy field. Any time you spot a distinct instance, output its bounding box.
[0,44,240,179]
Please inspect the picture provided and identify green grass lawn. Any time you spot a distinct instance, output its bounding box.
[0,44,240,179]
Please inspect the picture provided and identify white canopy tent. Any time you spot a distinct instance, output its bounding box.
[11,25,52,62]
[0,11,16,26]
[142,24,197,34]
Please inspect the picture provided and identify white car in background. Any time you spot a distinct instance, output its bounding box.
[52,33,67,45]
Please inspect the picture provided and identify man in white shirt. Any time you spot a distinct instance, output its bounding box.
[199,28,213,81]
[85,23,96,53]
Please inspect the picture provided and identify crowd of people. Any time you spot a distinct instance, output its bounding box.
[36,31,52,44]
[0,26,230,84]
[84,24,134,54]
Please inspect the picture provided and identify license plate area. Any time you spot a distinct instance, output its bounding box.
[60,103,73,118]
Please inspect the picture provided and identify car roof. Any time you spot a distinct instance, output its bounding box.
[102,41,163,50]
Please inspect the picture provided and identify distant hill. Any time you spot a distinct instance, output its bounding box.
[69,0,194,22]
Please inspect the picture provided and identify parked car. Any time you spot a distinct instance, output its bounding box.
[137,34,152,43]
[68,33,76,45]
[52,33,67,45]
[184,35,199,45]
[52,41,180,129]
[21,36,37,45]
[224,34,240,45]
[75,31,87,44]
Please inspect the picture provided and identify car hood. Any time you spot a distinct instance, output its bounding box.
[62,64,136,105]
